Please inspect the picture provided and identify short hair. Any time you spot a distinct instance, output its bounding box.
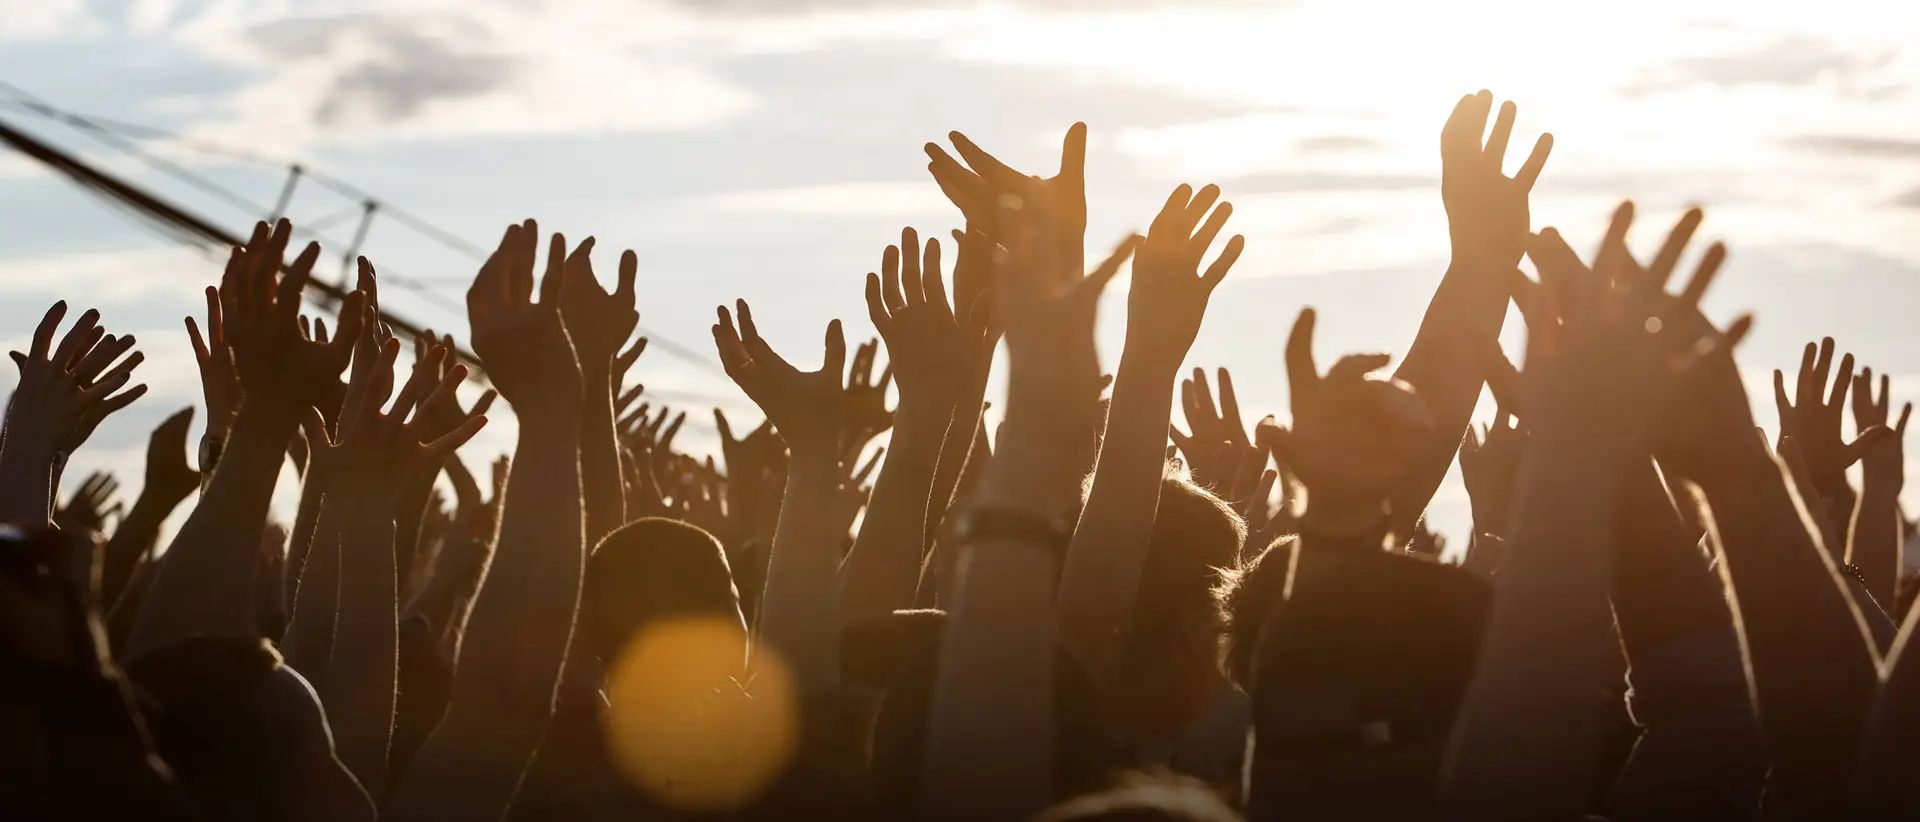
[1122,467,1244,669]
[584,518,743,660]
[1216,539,1490,738]
[1036,772,1241,822]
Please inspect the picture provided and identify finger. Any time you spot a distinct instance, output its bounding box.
[1285,307,1319,405]
[1150,184,1194,237]
[1810,337,1836,408]
[948,131,1026,189]
[1191,201,1233,258]
[1880,373,1892,418]
[314,318,329,345]
[1515,133,1553,191]
[27,301,68,362]
[396,349,452,420]
[470,389,496,418]
[1774,369,1793,426]
[1082,233,1142,295]
[823,319,847,378]
[1440,91,1483,159]
[52,308,101,369]
[1483,99,1517,167]
[1794,341,1817,410]
[923,237,953,320]
[1843,426,1895,467]
[1676,242,1726,309]
[1192,369,1219,427]
[1646,207,1704,292]
[617,249,638,302]
[1202,235,1245,288]
[881,244,907,313]
[1899,403,1913,436]
[1180,184,1222,234]
[714,407,736,445]
[865,272,892,336]
[616,385,645,416]
[1590,201,1638,290]
[276,242,321,324]
[1217,368,1247,444]
[659,412,686,452]
[424,413,489,461]
[901,227,925,309]
[1325,353,1393,383]
[1829,352,1855,413]
[69,334,125,382]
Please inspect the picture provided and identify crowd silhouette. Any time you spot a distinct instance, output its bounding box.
[7,88,1920,822]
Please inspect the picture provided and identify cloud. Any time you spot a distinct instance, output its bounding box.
[1224,171,1431,195]
[167,5,755,149]
[706,181,951,217]
[1632,36,1896,93]
[1896,188,1920,209]
[1787,135,1920,160]
[677,0,1279,13]
[1295,135,1378,154]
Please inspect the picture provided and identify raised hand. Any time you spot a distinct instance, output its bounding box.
[222,221,365,414]
[1169,367,1253,491]
[611,337,648,398]
[839,338,894,464]
[1460,410,1526,540]
[467,220,584,413]
[712,299,847,460]
[186,286,241,436]
[926,122,1087,274]
[1441,90,1553,268]
[1123,184,1244,372]
[1776,338,1887,496]
[557,238,639,375]
[54,471,121,534]
[714,407,784,547]
[142,407,201,509]
[6,303,147,459]
[867,228,994,412]
[1853,368,1911,492]
[304,341,488,510]
[1256,309,1435,536]
[411,331,497,439]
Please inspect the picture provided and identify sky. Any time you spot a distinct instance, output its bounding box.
[3,0,1920,550]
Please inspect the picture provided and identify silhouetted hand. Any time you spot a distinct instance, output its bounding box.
[302,341,487,511]
[143,408,200,508]
[221,221,365,414]
[412,331,497,440]
[713,299,848,461]
[927,122,1087,275]
[1852,367,1910,492]
[612,337,648,400]
[1257,309,1434,523]
[1123,184,1244,373]
[1170,367,1252,492]
[1520,203,1748,470]
[54,471,121,535]
[558,238,639,376]
[867,227,994,414]
[467,220,584,413]
[840,338,894,465]
[186,285,240,436]
[1441,90,1552,269]
[714,407,784,543]
[7,302,147,457]
[1460,410,1525,539]
[1776,337,1886,495]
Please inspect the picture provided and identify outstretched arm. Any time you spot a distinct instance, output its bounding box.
[1848,368,1907,608]
[1390,92,1552,527]
[921,203,1128,822]
[840,228,990,623]
[0,303,146,528]
[1447,205,1732,820]
[100,408,199,606]
[1062,184,1242,677]
[386,222,586,820]
[131,222,365,659]
[714,299,848,690]
[560,242,640,545]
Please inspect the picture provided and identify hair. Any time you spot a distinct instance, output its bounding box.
[1215,539,1491,739]
[1035,772,1242,822]
[124,636,351,821]
[584,517,743,661]
[1124,467,1245,671]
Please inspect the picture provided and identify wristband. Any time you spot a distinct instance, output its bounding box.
[949,506,1073,555]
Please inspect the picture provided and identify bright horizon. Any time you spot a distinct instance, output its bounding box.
[5,0,1920,546]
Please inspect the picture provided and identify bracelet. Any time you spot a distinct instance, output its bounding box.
[1839,563,1868,587]
[948,506,1073,555]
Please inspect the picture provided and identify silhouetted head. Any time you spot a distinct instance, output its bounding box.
[1217,539,1490,821]
[869,614,1130,819]
[126,636,369,821]
[1106,467,1243,747]
[585,518,746,663]
[1035,772,1241,822]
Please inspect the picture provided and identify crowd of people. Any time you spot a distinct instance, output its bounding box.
[5,87,1920,821]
